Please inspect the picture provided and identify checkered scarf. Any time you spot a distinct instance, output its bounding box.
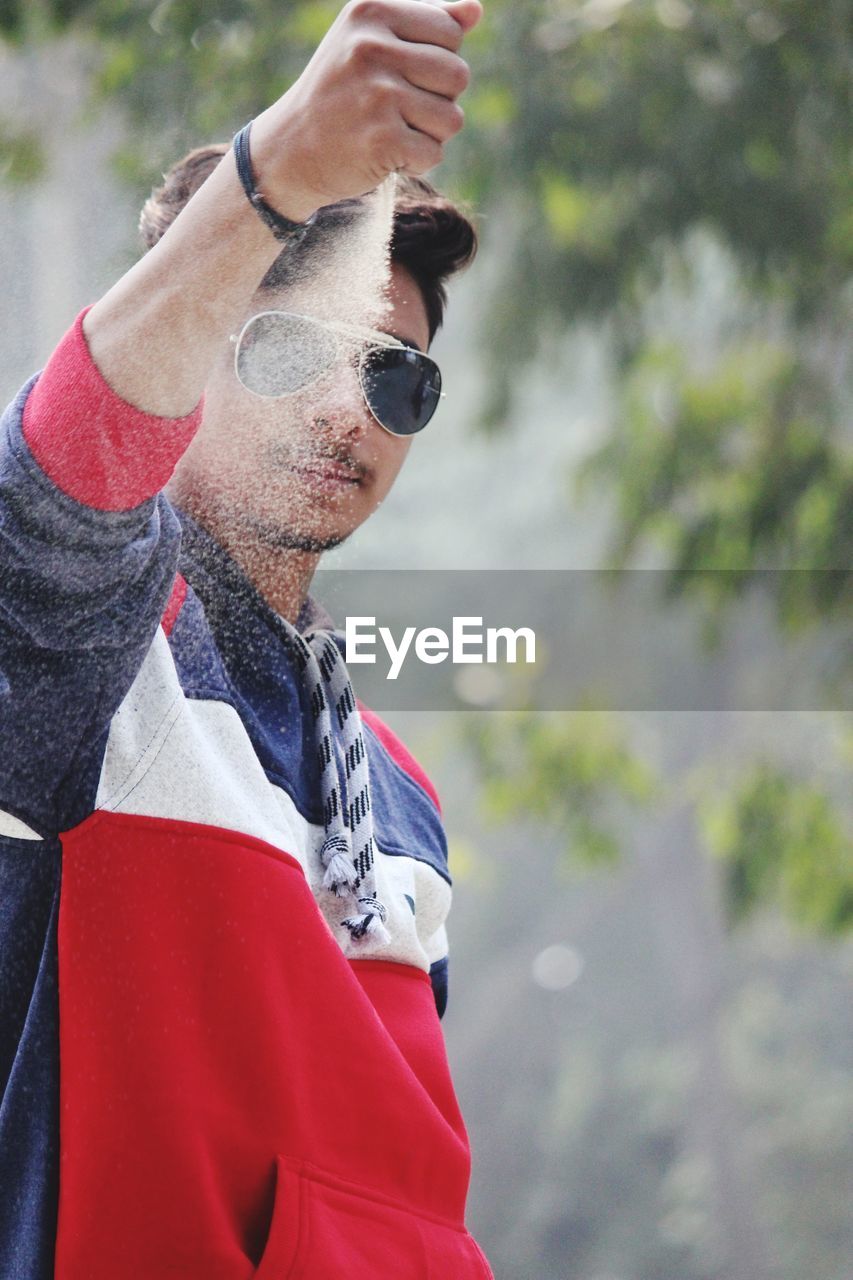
[280,619,391,946]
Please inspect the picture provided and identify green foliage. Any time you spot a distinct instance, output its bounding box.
[75,4,318,132]
[0,0,92,41]
[451,0,853,646]
[0,119,46,182]
[701,762,853,934]
[461,710,656,867]
[5,0,847,290]
[2,0,849,937]
[443,0,853,397]
[2,0,848,384]
[580,335,853,631]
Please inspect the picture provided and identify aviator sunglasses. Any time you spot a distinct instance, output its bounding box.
[231,310,444,437]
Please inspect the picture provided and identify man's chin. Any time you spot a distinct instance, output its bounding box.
[249,517,352,554]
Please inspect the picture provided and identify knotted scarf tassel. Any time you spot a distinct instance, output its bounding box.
[342,896,392,946]
[320,833,359,896]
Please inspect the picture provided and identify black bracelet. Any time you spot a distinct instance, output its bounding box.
[232,121,318,245]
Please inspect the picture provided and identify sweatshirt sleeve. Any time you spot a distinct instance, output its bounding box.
[22,309,201,512]
[356,702,452,1020]
[0,310,203,836]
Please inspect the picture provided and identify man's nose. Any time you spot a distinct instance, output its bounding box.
[314,359,372,438]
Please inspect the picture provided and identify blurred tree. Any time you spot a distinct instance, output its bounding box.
[701,760,853,935]
[461,708,656,866]
[439,716,853,1280]
[1,0,848,581]
[452,0,853,403]
[2,11,850,1270]
[2,1,849,307]
[1,0,849,929]
[581,331,852,630]
[0,118,45,181]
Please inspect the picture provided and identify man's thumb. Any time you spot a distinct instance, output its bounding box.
[444,0,484,35]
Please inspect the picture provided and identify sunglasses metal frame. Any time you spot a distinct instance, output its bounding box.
[230,310,444,437]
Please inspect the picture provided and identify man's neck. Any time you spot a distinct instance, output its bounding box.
[176,496,322,624]
[235,535,321,624]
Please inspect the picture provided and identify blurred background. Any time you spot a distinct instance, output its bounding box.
[1,2,851,1277]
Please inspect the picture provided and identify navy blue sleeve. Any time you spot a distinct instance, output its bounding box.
[429,956,449,1019]
[0,835,60,1280]
[0,381,183,836]
[0,316,202,1276]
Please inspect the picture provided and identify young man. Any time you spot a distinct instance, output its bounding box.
[0,1,493,1276]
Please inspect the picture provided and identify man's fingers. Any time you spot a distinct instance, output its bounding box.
[350,0,467,53]
[393,42,471,100]
[393,125,445,176]
[399,83,465,144]
[421,0,484,37]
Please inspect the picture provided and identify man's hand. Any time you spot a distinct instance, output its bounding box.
[250,0,483,219]
[81,0,482,417]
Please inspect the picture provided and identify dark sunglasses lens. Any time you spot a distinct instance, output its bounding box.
[235,313,337,396]
[360,347,442,435]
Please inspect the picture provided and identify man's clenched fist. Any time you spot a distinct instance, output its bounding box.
[250,0,483,218]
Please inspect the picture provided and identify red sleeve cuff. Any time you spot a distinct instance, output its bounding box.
[22,308,203,512]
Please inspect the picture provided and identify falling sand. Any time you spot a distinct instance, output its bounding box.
[166,169,405,615]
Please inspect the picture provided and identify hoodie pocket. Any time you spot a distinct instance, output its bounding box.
[253,1157,308,1279]
[255,1156,493,1280]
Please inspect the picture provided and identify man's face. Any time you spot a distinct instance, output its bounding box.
[173,263,431,553]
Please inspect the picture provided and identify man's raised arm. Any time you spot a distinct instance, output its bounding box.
[83,0,481,418]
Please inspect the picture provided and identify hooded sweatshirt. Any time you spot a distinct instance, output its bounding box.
[0,311,493,1280]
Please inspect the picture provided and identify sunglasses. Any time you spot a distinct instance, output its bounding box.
[231,310,443,437]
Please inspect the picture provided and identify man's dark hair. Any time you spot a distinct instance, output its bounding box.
[139,144,477,341]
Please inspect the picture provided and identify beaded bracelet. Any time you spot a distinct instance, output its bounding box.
[232,121,318,245]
